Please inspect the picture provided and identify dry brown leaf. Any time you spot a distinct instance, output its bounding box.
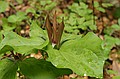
[112,60,120,75]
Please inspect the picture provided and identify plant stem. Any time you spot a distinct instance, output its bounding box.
[10,51,17,60]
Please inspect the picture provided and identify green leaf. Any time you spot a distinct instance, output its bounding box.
[2,18,16,31]
[0,45,13,53]
[78,25,86,30]
[102,3,113,8]
[97,7,105,13]
[0,31,3,42]
[68,17,76,26]
[26,8,36,14]
[16,0,23,4]
[8,11,26,23]
[0,59,18,79]
[103,35,120,59]
[64,24,74,33]
[118,18,120,25]
[8,15,17,23]
[104,24,120,35]
[89,25,97,30]
[81,20,96,30]
[107,70,117,74]
[84,14,92,20]
[0,20,48,54]
[65,2,95,32]
[113,76,120,79]
[77,17,85,25]
[16,11,26,22]
[0,31,48,54]
[104,35,120,49]
[78,10,88,16]
[79,2,88,9]
[30,21,46,39]
[0,1,8,13]
[111,24,120,29]
[40,0,51,6]
[68,3,79,12]
[47,32,106,78]
[61,33,82,43]
[19,57,72,79]
[94,1,99,7]
[45,2,56,10]
[114,7,120,18]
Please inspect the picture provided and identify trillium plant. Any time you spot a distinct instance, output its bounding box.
[0,12,116,79]
[45,12,64,48]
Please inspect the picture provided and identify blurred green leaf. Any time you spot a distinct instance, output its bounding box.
[113,76,120,79]
[26,8,36,14]
[19,57,72,79]
[94,1,99,7]
[77,17,85,25]
[107,70,117,74]
[89,25,97,30]
[0,59,18,79]
[118,18,120,25]
[104,24,120,35]
[16,0,23,4]
[8,11,26,23]
[2,18,16,31]
[102,3,113,8]
[40,0,51,6]
[0,31,3,43]
[104,35,120,54]
[0,1,8,13]
[97,7,105,13]
[7,15,17,23]
[16,11,26,22]
[45,2,56,10]
[30,21,46,39]
[79,2,88,9]
[113,7,120,18]
[64,1,96,33]
[111,24,120,29]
